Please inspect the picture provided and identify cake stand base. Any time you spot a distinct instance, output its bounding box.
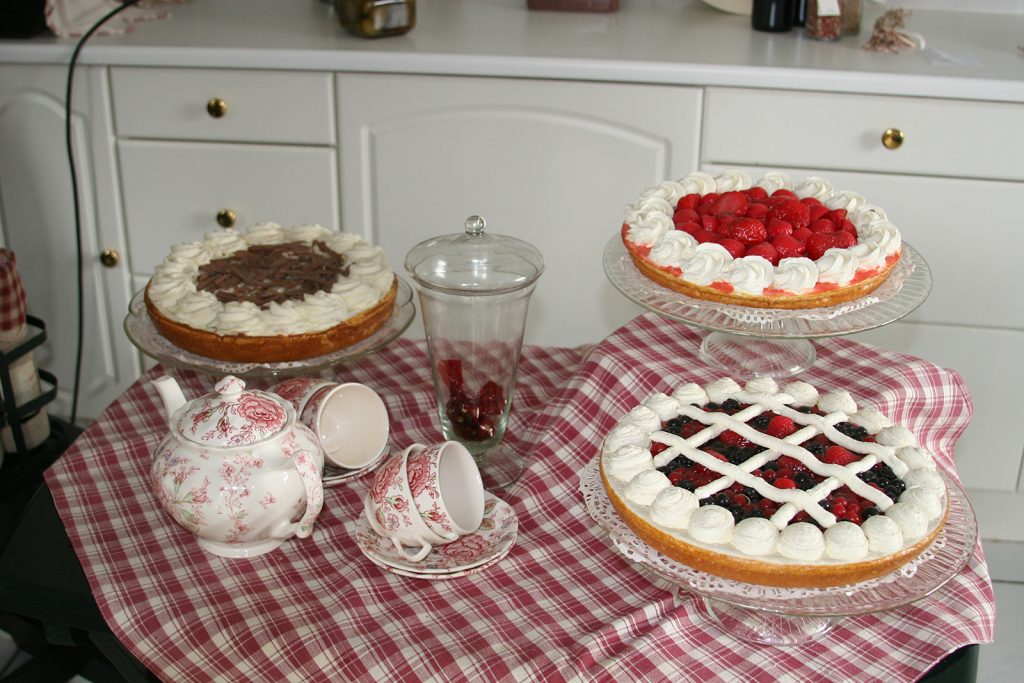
[696,597,838,646]
[699,332,816,378]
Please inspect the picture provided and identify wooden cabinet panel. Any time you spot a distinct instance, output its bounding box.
[338,74,702,347]
[119,140,339,276]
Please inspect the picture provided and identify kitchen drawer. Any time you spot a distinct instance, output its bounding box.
[704,88,1024,182]
[119,140,339,275]
[111,67,334,145]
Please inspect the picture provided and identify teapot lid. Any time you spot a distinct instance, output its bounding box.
[404,215,544,295]
[173,376,292,448]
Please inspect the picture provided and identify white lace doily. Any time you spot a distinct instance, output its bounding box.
[580,458,975,616]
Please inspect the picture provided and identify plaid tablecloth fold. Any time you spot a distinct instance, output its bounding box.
[45,312,994,682]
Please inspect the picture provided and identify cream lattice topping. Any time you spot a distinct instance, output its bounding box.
[605,378,945,563]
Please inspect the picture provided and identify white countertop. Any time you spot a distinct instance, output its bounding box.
[1,0,1022,101]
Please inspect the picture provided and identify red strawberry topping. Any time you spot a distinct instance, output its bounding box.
[823,445,859,466]
[745,242,779,265]
[718,238,747,259]
[710,191,749,217]
[772,234,806,259]
[769,199,811,228]
[725,217,768,245]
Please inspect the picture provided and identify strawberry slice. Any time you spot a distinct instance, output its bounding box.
[806,233,838,260]
[771,188,798,200]
[718,430,750,447]
[744,186,769,202]
[769,199,811,229]
[808,202,830,221]
[710,191,749,217]
[831,230,856,249]
[746,242,779,266]
[725,217,768,245]
[767,217,794,238]
[825,208,848,224]
[673,207,700,224]
[438,359,464,392]
[745,202,770,220]
[676,221,701,235]
[677,193,701,210]
[478,380,505,416]
[809,218,837,234]
[772,234,806,258]
[717,238,746,259]
[701,214,719,233]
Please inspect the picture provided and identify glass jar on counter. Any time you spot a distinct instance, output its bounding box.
[806,0,843,40]
[336,0,415,39]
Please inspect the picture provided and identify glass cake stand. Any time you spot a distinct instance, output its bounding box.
[580,459,976,646]
[124,278,416,378]
[603,235,932,378]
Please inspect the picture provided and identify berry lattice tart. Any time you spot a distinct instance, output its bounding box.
[144,223,397,362]
[622,170,902,309]
[599,377,947,588]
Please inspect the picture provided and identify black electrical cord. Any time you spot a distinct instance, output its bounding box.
[65,0,143,425]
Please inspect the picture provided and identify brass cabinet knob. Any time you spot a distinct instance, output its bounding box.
[881,128,905,150]
[216,209,237,228]
[206,97,228,118]
[99,248,120,268]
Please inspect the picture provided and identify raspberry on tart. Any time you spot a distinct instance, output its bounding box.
[599,377,947,589]
[144,223,397,363]
[622,171,902,310]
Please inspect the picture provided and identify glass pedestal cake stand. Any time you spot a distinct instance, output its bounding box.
[580,459,977,646]
[603,235,932,378]
[124,278,416,378]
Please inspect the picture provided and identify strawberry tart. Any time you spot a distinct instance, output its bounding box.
[622,171,902,309]
[144,223,397,362]
[599,377,948,588]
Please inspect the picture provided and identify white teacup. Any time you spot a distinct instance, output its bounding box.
[271,378,389,469]
[365,444,458,562]
[405,440,485,539]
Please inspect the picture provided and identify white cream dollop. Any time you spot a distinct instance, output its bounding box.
[900,486,944,520]
[214,301,268,336]
[861,515,904,554]
[622,405,662,432]
[793,176,833,201]
[648,231,697,268]
[705,378,742,404]
[688,505,735,545]
[848,407,892,432]
[772,258,818,294]
[896,446,936,472]
[818,390,857,415]
[876,426,917,448]
[727,256,775,295]
[680,171,717,195]
[755,171,790,194]
[642,392,681,421]
[824,521,869,561]
[902,468,946,499]
[673,383,708,406]
[603,424,650,454]
[624,469,672,506]
[627,213,673,246]
[884,502,928,541]
[816,248,858,286]
[731,517,779,556]
[650,487,699,530]
[782,381,819,407]
[681,243,732,286]
[713,170,751,192]
[605,444,654,483]
[777,522,825,561]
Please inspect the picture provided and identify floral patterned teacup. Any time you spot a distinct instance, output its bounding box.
[272,378,390,469]
[405,440,485,540]
[364,444,458,562]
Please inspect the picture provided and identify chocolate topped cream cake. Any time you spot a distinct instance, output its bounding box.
[144,223,397,362]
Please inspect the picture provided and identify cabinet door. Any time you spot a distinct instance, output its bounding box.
[338,74,702,347]
[0,65,137,420]
[119,141,339,276]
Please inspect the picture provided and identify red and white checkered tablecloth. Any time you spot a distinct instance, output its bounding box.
[45,312,994,682]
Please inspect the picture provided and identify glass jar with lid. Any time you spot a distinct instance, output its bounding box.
[336,0,415,39]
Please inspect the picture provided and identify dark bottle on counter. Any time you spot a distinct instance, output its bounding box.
[790,0,808,27]
[752,0,793,33]
[336,0,415,38]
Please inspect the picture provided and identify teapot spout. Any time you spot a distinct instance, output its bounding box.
[153,375,187,425]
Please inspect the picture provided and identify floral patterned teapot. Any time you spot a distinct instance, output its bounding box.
[151,375,325,558]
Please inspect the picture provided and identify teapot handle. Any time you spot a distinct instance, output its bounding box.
[283,450,324,540]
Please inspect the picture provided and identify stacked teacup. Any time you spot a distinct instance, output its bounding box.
[365,441,485,562]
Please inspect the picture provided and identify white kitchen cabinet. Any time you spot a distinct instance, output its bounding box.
[338,74,702,348]
[702,87,1024,541]
[0,65,139,420]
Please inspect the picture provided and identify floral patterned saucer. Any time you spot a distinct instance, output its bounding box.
[360,539,514,581]
[322,444,389,487]
[354,492,518,575]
